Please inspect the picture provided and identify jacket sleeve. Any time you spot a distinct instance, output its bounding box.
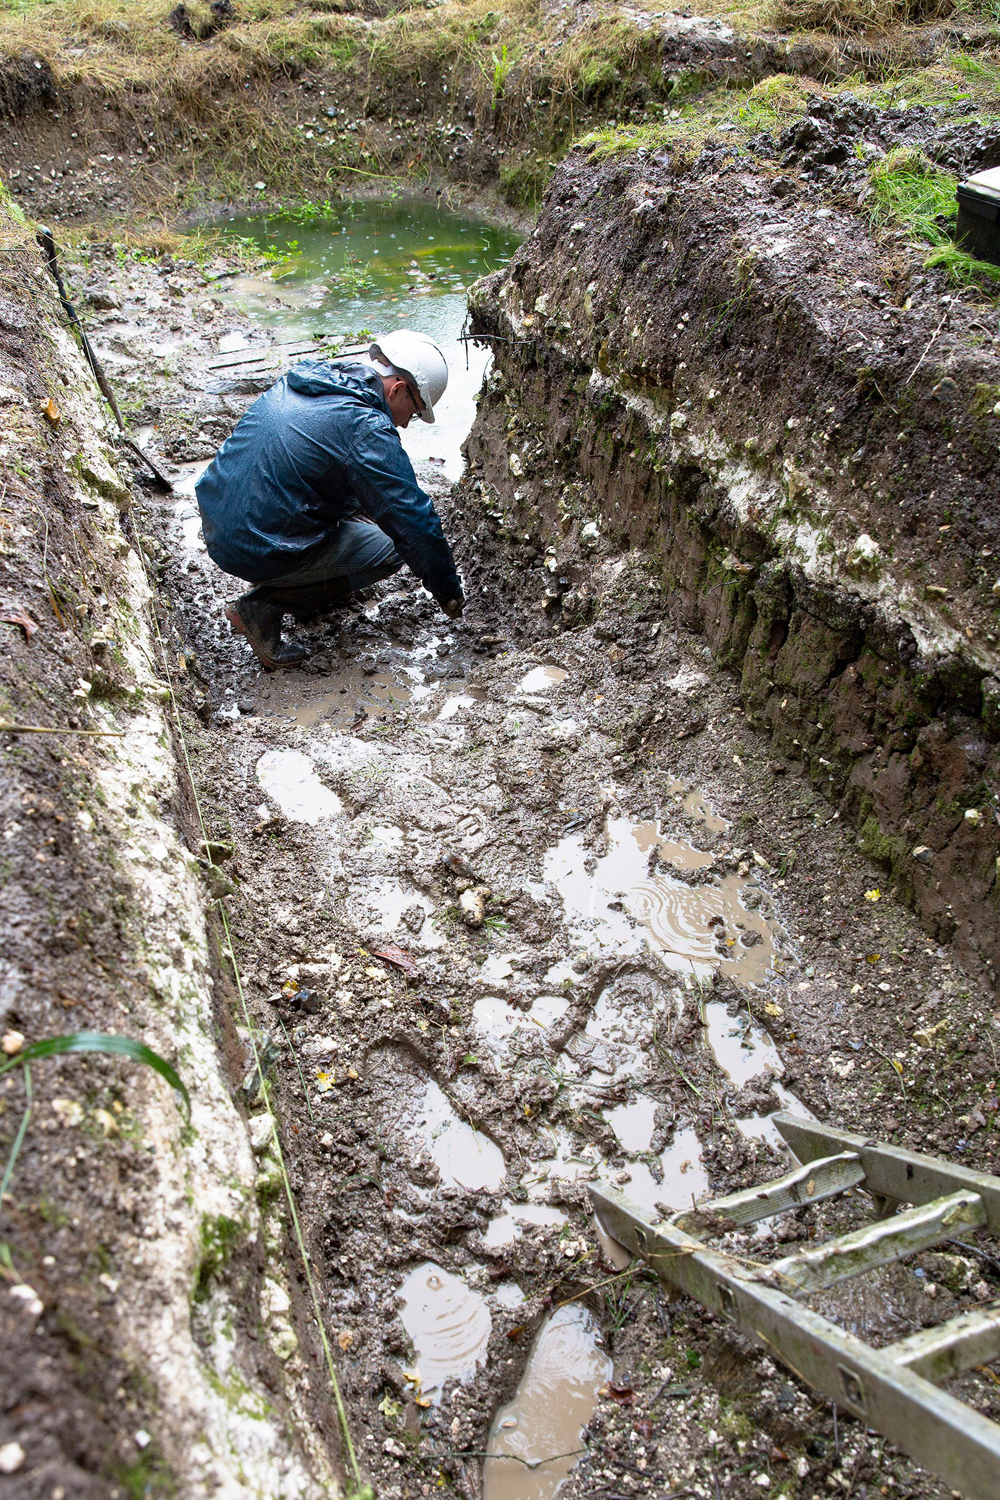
[341,411,463,601]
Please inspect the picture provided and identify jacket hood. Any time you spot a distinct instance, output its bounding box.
[287,360,389,410]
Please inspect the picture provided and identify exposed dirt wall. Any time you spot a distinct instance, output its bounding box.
[0,215,338,1499]
[464,115,1000,988]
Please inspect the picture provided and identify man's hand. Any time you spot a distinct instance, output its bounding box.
[438,595,464,619]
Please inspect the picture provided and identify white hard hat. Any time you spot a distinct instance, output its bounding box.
[370,330,447,424]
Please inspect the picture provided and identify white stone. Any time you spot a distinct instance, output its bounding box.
[9,1283,43,1317]
[261,1277,291,1320]
[249,1114,275,1153]
[0,1442,26,1474]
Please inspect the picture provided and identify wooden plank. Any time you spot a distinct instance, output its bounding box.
[773,1113,1000,1237]
[769,1191,986,1293]
[590,1182,1000,1500]
[888,1304,1000,1383]
[674,1151,864,1236]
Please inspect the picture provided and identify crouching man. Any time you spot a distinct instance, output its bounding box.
[195,329,464,670]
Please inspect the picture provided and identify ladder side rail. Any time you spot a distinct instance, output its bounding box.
[769,1191,986,1294]
[773,1114,1000,1235]
[888,1303,1000,1383]
[205,342,322,371]
[205,339,365,372]
[590,1183,1000,1500]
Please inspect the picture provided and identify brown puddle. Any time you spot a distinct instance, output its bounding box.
[409,1079,507,1193]
[398,1262,492,1401]
[670,780,730,835]
[518,664,569,693]
[544,816,775,983]
[484,1305,611,1500]
[260,666,413,729]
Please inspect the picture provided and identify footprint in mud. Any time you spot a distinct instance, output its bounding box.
[481,1201,568,1248]
[543,815,775,984]
[471,992,570,1052]
[605,1095,658,1153]
[255,748,342,823]
[410,1080,506,1192]
[553,967,678,1083]
[702,998,783,1087]
[701,999,814,1142]
[364,878,442,949]
[373,1050,507,1193]
[398,1262,492,1402]
[605,1124,711,1217]
[517,664,569,694]
[484,1304,611,1500]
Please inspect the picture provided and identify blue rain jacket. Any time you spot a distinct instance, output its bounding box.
[195,360,462,599]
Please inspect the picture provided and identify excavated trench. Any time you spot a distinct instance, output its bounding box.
[22,191,994,1500]
[4,18,1000,1500]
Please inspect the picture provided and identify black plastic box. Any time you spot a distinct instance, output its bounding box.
[957,166,1000,266]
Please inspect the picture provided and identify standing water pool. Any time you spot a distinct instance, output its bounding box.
[211,196,521,478]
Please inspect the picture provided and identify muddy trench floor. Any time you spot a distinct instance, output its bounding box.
[84,247,1000,1500]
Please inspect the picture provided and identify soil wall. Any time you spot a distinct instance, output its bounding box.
[464,119,1000,988]
[0,211,336,1498]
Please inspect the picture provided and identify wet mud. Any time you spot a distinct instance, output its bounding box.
[6,195,1000,1498]
[75,222,997,1498]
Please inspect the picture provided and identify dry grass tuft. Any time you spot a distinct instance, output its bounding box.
[769,0,956,35]
[0,183,33,249]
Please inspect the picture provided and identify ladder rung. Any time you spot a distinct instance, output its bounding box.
[674,1151,864,1235]
[888,1303,1000,1384]
[770,1191,986,1294]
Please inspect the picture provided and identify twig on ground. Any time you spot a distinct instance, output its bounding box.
[868,1041,907,1099]
[275,1013,316,1124]
[554,1265,640,1309]
[448,1448,586,1469]
[905,301,950,384]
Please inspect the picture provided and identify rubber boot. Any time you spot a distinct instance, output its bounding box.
[225,590,306,671]
[264,578,354,622]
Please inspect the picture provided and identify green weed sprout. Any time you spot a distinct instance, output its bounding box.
[868,145,1000,288]
[0,1033,190,1206]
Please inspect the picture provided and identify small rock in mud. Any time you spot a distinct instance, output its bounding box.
[442,849,477,881]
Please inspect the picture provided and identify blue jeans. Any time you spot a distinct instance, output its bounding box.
[262,519,403,593]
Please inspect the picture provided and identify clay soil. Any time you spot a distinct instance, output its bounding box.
[62,245,1000,1500]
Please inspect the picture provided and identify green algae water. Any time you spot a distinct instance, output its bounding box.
[212,196,521,479]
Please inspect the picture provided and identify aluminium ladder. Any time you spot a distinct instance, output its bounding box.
[590,1112,1000,1499]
